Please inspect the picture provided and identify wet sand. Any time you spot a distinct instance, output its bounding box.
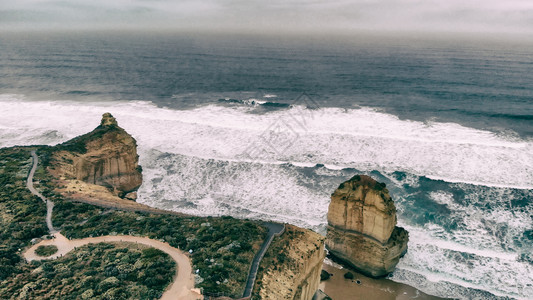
[319,261,444,300]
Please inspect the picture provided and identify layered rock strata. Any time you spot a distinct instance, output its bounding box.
[326,175,408,277]
[52,113,142,199]
[255,225,326,300]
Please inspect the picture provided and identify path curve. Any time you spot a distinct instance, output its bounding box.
[24,233,201,300]
[27,150,57,234]
[24,151,201,300]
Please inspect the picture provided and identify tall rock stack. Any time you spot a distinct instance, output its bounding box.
[326,175,408,277]
[54,113,143,200]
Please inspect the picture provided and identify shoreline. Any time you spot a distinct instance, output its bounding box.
[319,259,444,300]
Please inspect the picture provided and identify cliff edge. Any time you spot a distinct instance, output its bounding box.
[326,175,408,277]
[253,225,325,300]
[50,113,142,200]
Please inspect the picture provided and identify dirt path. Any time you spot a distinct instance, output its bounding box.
[24,233,202,300]
[242,222,285,298]
[25,151,201,300]
[27,150,57,234]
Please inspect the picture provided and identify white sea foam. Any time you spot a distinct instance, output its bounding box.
[392,266,525,300]
[396,248,533,300]
[323,257,344,269]
[397,210,533,299]
[429,191,462,210]
[405,223,519,261]
[1,94,531,189]
[1,94,532,299]
[139,150,329,230]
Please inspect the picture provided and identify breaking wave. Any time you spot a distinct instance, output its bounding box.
[1,94,532,299]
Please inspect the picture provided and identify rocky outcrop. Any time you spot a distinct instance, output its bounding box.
[254,225,325,300]
[52,113,142,199]
[326,175,408,277]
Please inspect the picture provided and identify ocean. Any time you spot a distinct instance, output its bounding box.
[0,31,532,299]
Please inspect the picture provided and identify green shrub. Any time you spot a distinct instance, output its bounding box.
[0,146,267,298]
[350,175,361,181]
[344,271,354,279]
[320,270,330,281]
[35,245,58,257]
[2,243,174,299]
[142,247,165,259]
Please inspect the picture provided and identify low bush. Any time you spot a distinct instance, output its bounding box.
[0,146,268,298]
[320,269,331,281]
[35,245,58,257]
[344,271,354,279]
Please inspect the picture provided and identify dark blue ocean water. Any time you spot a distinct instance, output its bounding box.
[1,31,532,137]
[0,31,532,299]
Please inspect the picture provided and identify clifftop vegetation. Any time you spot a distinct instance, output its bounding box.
[0,146,267,298]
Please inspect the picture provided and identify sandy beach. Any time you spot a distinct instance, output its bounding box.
[319,260,443,300]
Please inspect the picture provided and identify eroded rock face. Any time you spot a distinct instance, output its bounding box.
[326,175,408,277]
[54,113,142,199]
[256,225,325,300]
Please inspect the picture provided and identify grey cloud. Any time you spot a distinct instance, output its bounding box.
[1,0,533,34]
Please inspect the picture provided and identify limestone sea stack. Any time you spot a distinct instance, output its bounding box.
[326,175,408,277]
[53,113,142,199]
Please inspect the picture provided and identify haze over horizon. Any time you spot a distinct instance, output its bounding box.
[2,0,533,36]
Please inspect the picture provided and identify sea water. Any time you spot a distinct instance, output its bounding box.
[0,32,531,299]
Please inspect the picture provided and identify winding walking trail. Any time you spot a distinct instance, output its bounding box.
[27,150,57,234]
[242,222,285,298]
[24,151,201,300]
[24,234,201,300]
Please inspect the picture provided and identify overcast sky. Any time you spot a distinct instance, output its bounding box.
[2,0,533,34]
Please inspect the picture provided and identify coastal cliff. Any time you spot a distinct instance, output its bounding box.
[41,113,328,299]
[50,113,142,200]
[326,175,408,277]
[253,225,325,300]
